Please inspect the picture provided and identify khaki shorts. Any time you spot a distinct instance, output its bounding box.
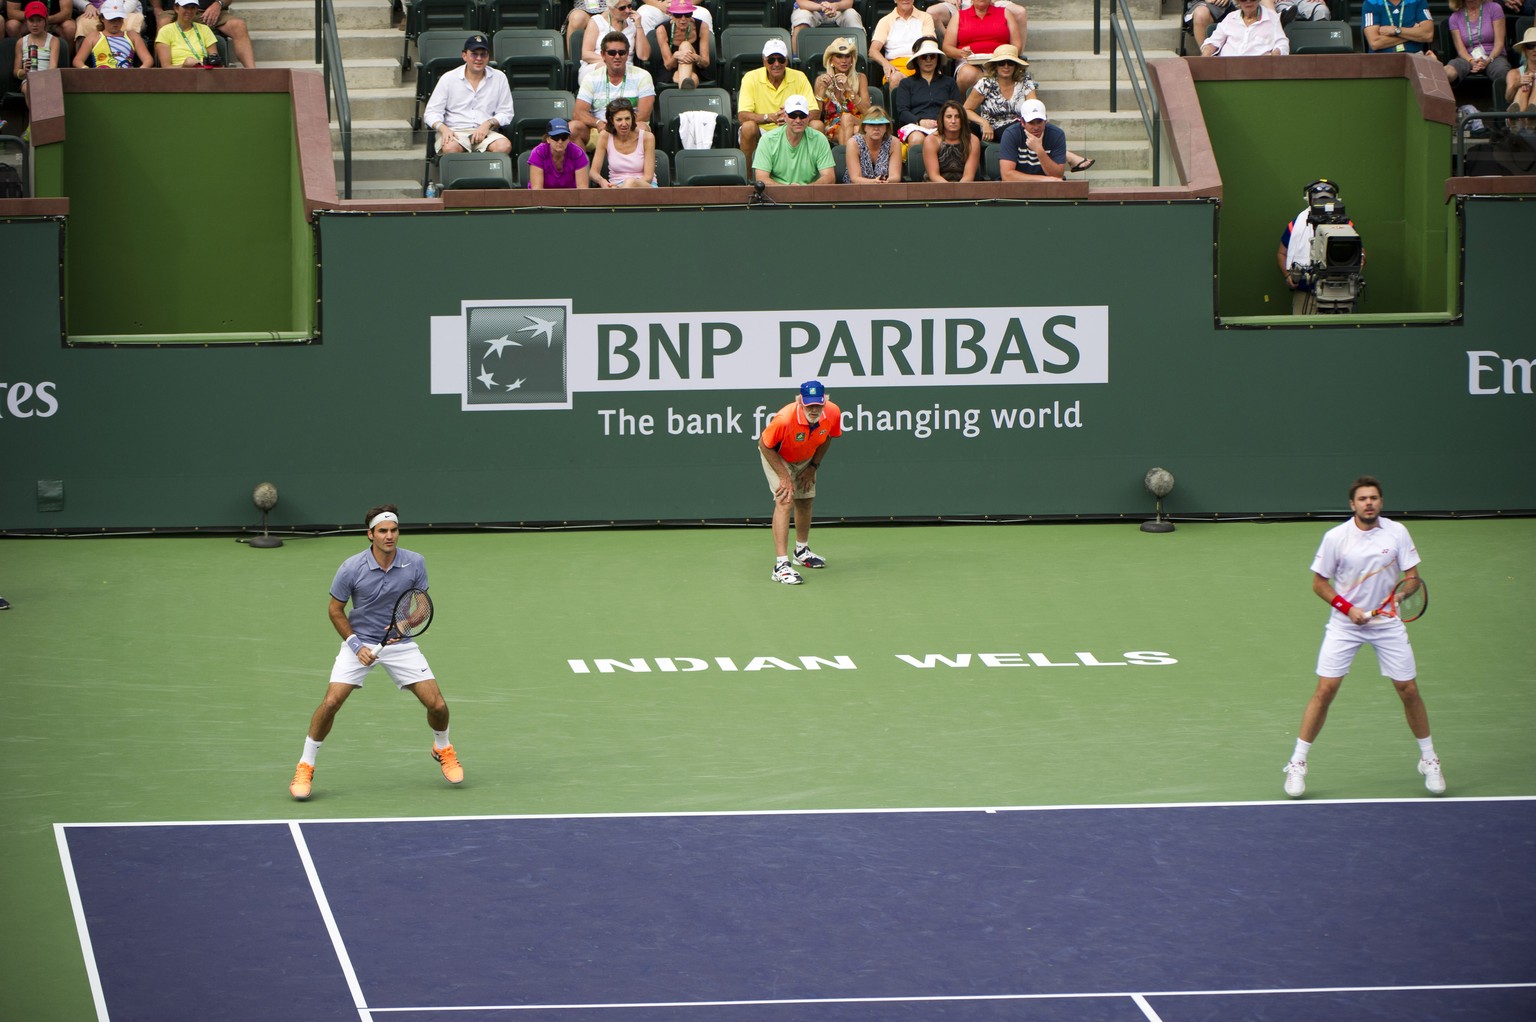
[760,449,819,500]
[435,130,511,154]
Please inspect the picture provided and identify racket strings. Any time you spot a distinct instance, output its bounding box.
[394,590,434,637]
[1395,578,1427,621]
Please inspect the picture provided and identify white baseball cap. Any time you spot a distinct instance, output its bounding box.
[1019,99,1048,123]
[100,0,126,16]
[784,94,811,117]
[762,38,789,59]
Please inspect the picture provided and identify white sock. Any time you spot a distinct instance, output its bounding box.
[1417,736,1436,760]
[1291,738,1312,764]
[795,542,809,553]
[433,728,451,750]
[776,555,790,565]
[301,737,322,766]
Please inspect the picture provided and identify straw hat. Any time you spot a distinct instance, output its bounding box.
[983,44,1029,68]
[823,37,858,67]
[1515,27,1536,54]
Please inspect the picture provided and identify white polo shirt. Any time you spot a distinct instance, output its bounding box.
[1310,515,1420,622]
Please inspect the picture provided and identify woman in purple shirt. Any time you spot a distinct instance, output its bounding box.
[1444,0,1514,95]
[526,117,591,189]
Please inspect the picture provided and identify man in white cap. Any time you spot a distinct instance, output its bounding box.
[753,93,836,185]
[997,97,1066,180]
[737,37,818,162]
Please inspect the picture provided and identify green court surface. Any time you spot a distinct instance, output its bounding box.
[3,520,1533,1020]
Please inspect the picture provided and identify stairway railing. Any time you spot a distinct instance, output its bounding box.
[1093,0,1162,185]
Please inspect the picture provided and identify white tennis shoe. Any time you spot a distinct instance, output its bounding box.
[793,545,826,569]
[1282,760,1307,798]
[1418,757,1446,795]
[771,561,803,585]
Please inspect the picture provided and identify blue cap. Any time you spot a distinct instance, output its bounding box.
[463,34,491,51]
[547,117,572,138]
[799,380,826,405]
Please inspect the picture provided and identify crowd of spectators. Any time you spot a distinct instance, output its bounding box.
[4,0,254,82]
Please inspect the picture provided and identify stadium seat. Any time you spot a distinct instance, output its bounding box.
[414,30,469,129]
[673,146,750,184]
[795,25,870,80]
[440,151,519,189]
[506,89,577,154]
[659,87,734,153]
[1285,20,1354,53]
[981,141,999,182]
[0,39,23,108]
[0,133,29,198]
[713,0,779,31]
[829,142,847,182]
[653,150,673,187]
[905,139,926,182]
[482,0,557,30]
[404,0,478,71]
[718,26,792,92]
[492,28,567,89]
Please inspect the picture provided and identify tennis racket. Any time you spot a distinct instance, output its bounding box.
[370,587,434,654]
[1370,576,1427,623]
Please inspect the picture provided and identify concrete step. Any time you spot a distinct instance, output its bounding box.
[1048,138,1151,172]
[267,56,403,88]
[1022,0,1161,19]
[1024,18,1182,54]
[1050,110,1160,143]
[1025,49,1181,83]
[332,118,421,150]
[254,27,406,63]
[339,85,418,121]
[1027,79,1149,114]
[337,147,429,182]
[236,0,390,32]
[347,178,432,199]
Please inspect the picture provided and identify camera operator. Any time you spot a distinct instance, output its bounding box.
[1278,179,1366,315]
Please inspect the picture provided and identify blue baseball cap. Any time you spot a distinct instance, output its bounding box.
[547,117,572,138]
[799,380,826,405]
[463,34,491,51]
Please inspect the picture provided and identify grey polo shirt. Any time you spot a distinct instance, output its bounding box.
[329,547,429,645]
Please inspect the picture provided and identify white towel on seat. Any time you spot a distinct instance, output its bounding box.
[678,110,719,150]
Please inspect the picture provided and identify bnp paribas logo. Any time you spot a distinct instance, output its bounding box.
[431,301,571,411]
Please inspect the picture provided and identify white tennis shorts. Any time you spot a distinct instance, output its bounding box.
[1315,619,1417,682]
[328,640,435,689]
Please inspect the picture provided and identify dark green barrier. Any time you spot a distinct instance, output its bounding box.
[2,198,1532,531]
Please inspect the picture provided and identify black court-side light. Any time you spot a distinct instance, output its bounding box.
[1141,467,1175,534]
[250,481,283,548]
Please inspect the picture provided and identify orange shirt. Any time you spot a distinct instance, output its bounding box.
[760,399,842,463]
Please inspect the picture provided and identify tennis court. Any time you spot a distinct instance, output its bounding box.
[5,520,1535,1021]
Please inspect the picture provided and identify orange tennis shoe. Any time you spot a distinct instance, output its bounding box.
[290,762,314,801]
[432,744,464,785]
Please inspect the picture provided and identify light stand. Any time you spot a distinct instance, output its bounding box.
[250,481,283,548]
[1141,467,1175,534]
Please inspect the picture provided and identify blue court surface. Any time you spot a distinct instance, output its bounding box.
[57,799,1536,1022]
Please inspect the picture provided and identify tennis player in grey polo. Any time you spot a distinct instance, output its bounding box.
[287,504,465,799]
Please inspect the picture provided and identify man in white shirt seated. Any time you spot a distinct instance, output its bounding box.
[423,34,516,154]
[1199,0,1290,55]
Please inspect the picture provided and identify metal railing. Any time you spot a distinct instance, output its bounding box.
[315,0,354,198]
[1454,110,1534,177]
[1093,0,1161,186]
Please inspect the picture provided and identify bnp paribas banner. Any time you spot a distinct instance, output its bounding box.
[431,301,1109,415]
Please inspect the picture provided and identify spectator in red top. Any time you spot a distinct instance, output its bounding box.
[942,0,1018,92]
[757,380,842,585]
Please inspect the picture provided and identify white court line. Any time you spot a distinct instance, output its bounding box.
[289,821,374,1022]
[52,793,1536,829]
[1132,992,1165,1021]
[52,823,112,1022]
[360,982,1536,1013]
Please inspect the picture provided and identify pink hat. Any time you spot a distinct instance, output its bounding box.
[666,0,695,12]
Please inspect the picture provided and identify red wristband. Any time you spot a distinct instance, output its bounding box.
[1331,596,1354,615]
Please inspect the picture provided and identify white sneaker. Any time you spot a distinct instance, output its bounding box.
[1418,757,1446,795]
[771,561,803,585]
[792,545,825,569]
[1282,760,1307,798]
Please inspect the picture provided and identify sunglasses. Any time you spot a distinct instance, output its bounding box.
[766,54,787,64]
[604,48,629,56]
[786,111,809,119]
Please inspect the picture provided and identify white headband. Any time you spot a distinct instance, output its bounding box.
[367,511,400,530]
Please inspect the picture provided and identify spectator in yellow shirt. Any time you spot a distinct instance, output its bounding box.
[736,38,819,162]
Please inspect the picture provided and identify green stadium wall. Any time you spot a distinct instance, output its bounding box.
[0,61,1532,531]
